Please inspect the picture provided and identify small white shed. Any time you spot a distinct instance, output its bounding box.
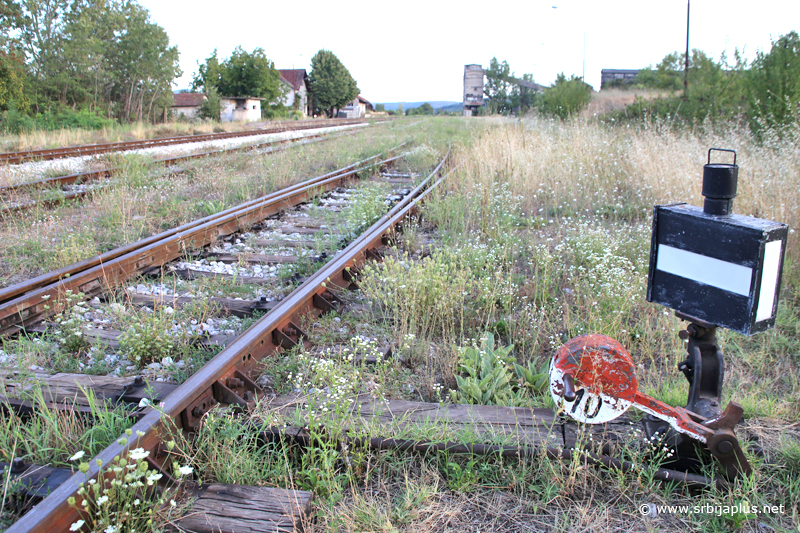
[220,97,263,122]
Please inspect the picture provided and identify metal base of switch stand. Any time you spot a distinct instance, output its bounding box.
[643,312,727,472]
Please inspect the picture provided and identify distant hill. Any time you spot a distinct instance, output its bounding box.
[378,101,460,112]
[436,102,463,113]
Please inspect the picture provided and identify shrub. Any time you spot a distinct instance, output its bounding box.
[0,107,116,133]
[537,73,592,119]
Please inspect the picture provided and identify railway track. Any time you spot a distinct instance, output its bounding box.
[0,126,361,217]
[0,145,450,531]
[0,118,374,165]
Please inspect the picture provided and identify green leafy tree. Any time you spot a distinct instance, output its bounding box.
[484,57,512,114]
[636,52,684,91]
[192,48,223,92]
[0,49,28,110]
[197,86,220,120]
[308,49,359,117]
[61,0,121,111]
[106,2,180,121]
[622,49,748,124]
[375,103,384,112]
[3,0,179,122]
[537,73,592,119]
[11,0,70,112]
[748,31,800,134]
[217,46,281,101]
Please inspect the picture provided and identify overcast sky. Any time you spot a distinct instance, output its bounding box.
[137,0,799,104]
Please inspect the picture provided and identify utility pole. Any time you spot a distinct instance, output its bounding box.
[684,0,690,99]
[583,33,586,80]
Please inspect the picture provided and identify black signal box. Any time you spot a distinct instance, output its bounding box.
[647,203,788,335]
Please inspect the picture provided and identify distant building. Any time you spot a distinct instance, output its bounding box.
[171,92,263,122]
[338,95,372,118]
[357,95,374,116]
[220,96,263,122]
[600,69,640,88]
[171,92,206,120]
[278,69,310,116]
[463,64,484,117]
[338,98,360,118]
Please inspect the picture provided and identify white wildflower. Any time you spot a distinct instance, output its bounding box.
[128,448,149,461]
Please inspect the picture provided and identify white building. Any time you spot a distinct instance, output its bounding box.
[337,95,373,119]
[219,97,263,122]
[278,69,310,116]
[171,92,206,119]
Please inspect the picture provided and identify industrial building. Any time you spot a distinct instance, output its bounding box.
[600,69,640,88]
[463,65,484,116]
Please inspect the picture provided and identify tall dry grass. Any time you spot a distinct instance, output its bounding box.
[452,116,799,251]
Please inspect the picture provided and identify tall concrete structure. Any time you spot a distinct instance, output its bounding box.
[463,64,484,116]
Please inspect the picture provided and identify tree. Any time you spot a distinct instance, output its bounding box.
[192,49,223,92]
[748,31,800,134]
[624,49,747,124]
[217,46,281,101]
[537,73,592,119]
[0,49,28,110]
[484,57,512,114]
[308,49,358,117]
[510,73,536,114]
[375,103,384,112]
[2,0,180,122]
[11,0,70,111]
[105,2,180,122]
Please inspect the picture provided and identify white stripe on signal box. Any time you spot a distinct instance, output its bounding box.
[656,244,752,297]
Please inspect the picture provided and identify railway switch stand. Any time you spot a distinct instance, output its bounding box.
[550,149,788,480]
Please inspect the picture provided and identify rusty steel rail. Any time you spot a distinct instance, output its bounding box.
[0,146,407,333]
[0,118,376,165]
[5,151,450,533]
[0,129,359,217]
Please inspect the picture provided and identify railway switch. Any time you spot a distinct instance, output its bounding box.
[550,149,789,479]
